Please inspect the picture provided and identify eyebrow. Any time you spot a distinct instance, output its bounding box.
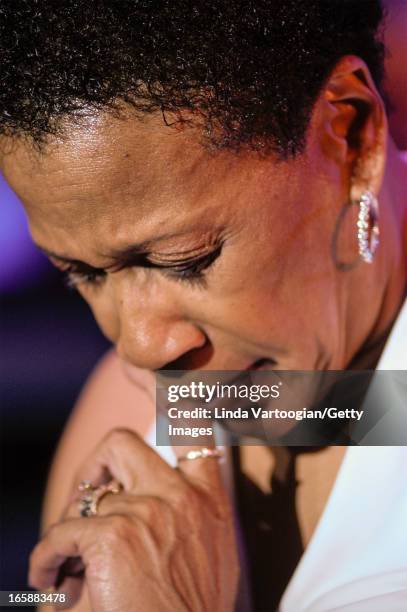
[36,243,151,272]
[35,230,223,272]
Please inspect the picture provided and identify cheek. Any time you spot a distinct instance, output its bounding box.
[209,213,341,355]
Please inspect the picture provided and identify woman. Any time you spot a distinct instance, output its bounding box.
[1,1,406,610]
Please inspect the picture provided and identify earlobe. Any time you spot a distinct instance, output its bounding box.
[323,55,388,201]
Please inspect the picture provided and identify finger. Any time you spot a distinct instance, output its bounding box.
[72,428,182,497]
[64,491,133,520]
[158,380,224,490]
[172,441,224,492]
[55,572,84,609]
[159,387,224,489]
[65,489,173,527]
[29,519,92,591]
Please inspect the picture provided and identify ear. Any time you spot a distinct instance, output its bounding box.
[318,55,388,203]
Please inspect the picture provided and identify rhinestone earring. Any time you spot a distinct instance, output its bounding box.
[357,190,380,263]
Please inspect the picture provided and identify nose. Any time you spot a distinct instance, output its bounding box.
[107,280,207,369]
[116,314,208,370]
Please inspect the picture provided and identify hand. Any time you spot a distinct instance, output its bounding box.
[29,429,239,612]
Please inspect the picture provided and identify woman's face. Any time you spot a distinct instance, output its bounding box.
[1,110,363,372]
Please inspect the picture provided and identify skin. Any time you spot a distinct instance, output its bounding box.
[1,56,407,610]
[2,57,406,373]
[30,429,239,611]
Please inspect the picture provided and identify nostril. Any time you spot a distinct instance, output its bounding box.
[157,342,214,373]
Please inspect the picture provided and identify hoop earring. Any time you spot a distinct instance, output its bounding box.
[357,190,380,263]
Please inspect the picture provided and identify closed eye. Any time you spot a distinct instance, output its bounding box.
[56,242,223,290]
[147,243,223,286]
[63,268,107,289]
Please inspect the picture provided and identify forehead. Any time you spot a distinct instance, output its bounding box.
[2,112,226,211]
[0,110,296,259]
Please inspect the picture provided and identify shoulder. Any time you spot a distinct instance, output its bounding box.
[41,349,155,529]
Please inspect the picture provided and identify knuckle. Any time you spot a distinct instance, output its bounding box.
[107,427,138,447]
[100,514,135,546]
[144,497,173,524]
[106,428,143,459]
[170,480,188,503]
[171,482,200,515]
[141,496,162,517]
[172,482,231,525]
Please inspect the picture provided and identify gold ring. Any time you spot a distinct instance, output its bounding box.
[177,447,224,464]
[78,480,122,517]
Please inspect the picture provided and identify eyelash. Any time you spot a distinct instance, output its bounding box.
[62,246,222,290]
[64,270,106,290]
[156,247,223,286]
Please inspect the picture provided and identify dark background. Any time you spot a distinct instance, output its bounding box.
[0,174,110,604]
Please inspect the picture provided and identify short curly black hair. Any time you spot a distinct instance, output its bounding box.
[0,0,385,156]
